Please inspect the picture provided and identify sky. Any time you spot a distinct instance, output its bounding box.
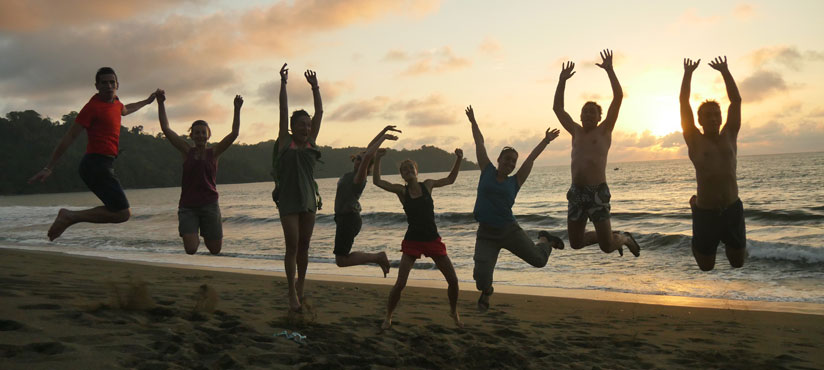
[1,0,822,166]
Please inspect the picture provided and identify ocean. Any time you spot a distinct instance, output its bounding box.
[1,152,822,303]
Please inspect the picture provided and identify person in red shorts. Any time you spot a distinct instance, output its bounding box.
[28,67,157,241]
[372,147,464,330]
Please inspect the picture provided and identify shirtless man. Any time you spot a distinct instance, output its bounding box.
[553,49,640,257]
[680,56,745,271]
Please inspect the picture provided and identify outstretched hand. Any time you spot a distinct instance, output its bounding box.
[146,92,157,104]
[465,105,477,124]
[683,58,700,73]
[155,89,166,104]
[28,168,52,184]
[304,70,318,88]
[382,125,402,134]
[454,148,463,158]
[384,134,399,141]
[708,56,729,72]
[544,128,561,143]
[234,95,244,109]
[559,61,576,80]
[280,63,288,83]
[595,49,614,70]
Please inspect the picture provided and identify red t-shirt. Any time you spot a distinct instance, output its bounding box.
[75,94,124,156]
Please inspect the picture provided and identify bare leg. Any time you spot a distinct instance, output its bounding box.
[182,234,200,254]
[726,247,746,268]
[204,239,222,255]
[279,214,301,311]
[570,219,638,256]
[295,212,315,302]
[335,251,391,277]
[431,255,463,328]
[692,246,717,271]
[383,253,416,330]
[48,206,130,241]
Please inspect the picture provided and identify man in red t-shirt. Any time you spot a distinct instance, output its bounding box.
[28,67,157,241]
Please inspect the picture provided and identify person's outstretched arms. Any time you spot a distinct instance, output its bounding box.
[553,61,581,135]
[277,63,290,152]
[680,58,701,141]
[214,95,243,158]
[354,128,400,184]
[122,91,157,116]
[709,56,742,138]
[515,128,561,187]
[372,149,405,195]
[305,70,323,141]
[597,49,623,132]
[428,149,463,189]
[27,122,84,183]
[465,105,490,169]
[156,89,191,156]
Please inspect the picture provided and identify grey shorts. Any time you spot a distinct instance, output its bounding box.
[178,202,223,240]
[567,183,611,222]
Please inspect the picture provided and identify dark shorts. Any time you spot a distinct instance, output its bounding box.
[691,196,746,255]
[401,238,447,258]
[78,153,129,212]
[178,202,223,240]
[333,212,362,256]
[567,183,611,222]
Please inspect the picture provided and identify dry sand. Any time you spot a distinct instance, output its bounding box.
[1,248,822,369]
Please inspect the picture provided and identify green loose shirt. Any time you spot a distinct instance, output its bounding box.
[276,134,321,215]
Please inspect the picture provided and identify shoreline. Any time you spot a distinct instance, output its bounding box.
[2,247,823,368]
[5,245,823,316]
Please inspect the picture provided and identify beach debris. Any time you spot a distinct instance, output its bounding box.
[275,330,307,345]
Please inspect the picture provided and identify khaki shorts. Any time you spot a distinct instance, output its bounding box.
[178,202,223,240]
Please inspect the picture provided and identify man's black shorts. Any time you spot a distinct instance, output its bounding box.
[691,197,746,255]
[334,212,362,256]
[79,153,130,212]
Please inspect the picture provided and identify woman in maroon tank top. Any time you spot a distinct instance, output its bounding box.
[155,89,243,254]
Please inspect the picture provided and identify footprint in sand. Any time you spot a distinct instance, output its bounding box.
[0,319,24,331]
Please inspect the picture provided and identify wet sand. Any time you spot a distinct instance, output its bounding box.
[1,248,822,369]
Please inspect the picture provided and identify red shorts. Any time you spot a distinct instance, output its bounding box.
[401,238,447,258]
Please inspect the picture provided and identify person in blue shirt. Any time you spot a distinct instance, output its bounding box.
[465,105,564,312]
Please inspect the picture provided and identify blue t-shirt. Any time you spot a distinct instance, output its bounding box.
[473,163,520,227]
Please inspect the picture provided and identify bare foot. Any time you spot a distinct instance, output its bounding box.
[381,317,392,330]
[378,252,390,277]
[624,232,641,257]
[288,294,301,313]
[477,286,493,313]
[450,311,464,328]
[48,209,74,241]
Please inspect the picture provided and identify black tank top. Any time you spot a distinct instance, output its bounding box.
[402,182,439,241]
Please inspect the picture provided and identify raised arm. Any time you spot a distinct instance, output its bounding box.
[709,56,741,137]
[596,49,623,132]
[122,91,157,116]
[213,95,243,157]
[515,128,560,187]
[27,122,84,184]
[429,149,463,189]
[353,131,399,184]
[278,63,290,152]
[305,70,323,141]
[372,149,405,195]
[465,105,490,169]
[680,58,701,140]
[155,89,191,156]
[553,61,581,135]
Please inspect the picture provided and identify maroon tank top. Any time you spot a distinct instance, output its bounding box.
[179,147,218,208]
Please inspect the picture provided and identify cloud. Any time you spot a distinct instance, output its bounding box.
[384,46,471,75]
[329,96,393,122]
[255,79,349,106]
[739,70,787,102]
[0,0,196,32]
[479,37,501,55]
[676,8,721,26]
[739,117,824,155]
[733,3,756,20]
[748,46,824,70]
[330,94,458,127]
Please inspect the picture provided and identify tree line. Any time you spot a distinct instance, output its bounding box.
[0,110,478,195]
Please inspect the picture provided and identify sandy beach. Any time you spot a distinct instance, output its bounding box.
[1,248,822,370]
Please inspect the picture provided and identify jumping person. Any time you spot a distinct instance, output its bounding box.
[155,89,243,255]
[465,105,565,312]
[274,63,323,313]
[28,67,156,241]
[553,49,641,257]
[372,148,464,330]
[679,56,745,271]
[332,125,400,275]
